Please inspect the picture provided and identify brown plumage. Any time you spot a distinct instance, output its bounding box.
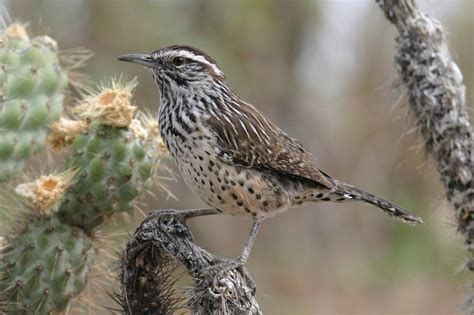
[206,97,334,189]
[118,45,423,272]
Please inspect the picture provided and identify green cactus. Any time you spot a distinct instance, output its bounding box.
[0,215,96,314]
[57,121,156,231]
[0,23,168,313]
[0,24,68,181]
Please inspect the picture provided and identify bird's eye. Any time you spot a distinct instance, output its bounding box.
[172,57,185,67]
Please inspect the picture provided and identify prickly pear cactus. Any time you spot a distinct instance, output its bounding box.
[0,216,96,314]
[0,23,68,180]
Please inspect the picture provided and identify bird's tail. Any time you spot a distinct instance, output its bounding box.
[334,181,423,226]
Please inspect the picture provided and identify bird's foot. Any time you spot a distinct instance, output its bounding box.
[202,257,256,294]
[203,256,247,275]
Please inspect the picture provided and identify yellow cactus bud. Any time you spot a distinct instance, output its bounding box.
[75,79,137,127]
[48,118,89,151]
[3,23,29,41]
[15,171,75,215]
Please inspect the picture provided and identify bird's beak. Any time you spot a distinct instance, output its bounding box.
[118,53,155,68]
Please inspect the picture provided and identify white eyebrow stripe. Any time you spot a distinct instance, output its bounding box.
[176,51,225,77]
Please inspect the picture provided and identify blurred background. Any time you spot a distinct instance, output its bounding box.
[3,0,473,313]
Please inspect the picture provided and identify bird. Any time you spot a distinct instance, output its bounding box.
[118,45,422,272]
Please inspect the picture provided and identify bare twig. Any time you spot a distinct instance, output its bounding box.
[375,0,474,310]
[119,209,261,314]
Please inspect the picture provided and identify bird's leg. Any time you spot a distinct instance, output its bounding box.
[203,219,262,275]
[146,208,221,222]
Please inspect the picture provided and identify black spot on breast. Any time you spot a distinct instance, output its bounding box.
[231,193,238,200]
[248,187,254,194]
[239,180,245,186]
[322,197,331,201]
[262,200,269,207]
[230,180,236,186]
[237,200,243,207]
[255,193,261,200]
[188,111,197,123]
[316,193,324,198]
[221,185,227,191]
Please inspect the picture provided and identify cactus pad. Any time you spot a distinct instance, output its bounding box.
[58,122,156,230]
[0,24,68,180]
[0,215,96,314]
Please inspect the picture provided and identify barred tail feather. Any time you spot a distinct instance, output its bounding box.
[336,182,423,225]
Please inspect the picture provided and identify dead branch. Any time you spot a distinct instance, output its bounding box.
[119,209,261,314]
[376,0,474,311]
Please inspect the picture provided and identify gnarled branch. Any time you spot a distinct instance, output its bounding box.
[376,0,474,310]
[119,209,261,314]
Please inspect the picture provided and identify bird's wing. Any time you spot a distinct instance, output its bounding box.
[205,99,334,189]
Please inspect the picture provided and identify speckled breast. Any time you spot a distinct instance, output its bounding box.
[169,137,292,220]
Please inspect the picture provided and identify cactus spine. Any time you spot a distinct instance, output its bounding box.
[0,173,96,314]
[0,23,68,181]
[55,80,163,231]
[0,20,168,314]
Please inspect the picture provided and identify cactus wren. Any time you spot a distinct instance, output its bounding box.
[118,45,422,271]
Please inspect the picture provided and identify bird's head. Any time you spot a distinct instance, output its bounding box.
[118,45,225,93]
